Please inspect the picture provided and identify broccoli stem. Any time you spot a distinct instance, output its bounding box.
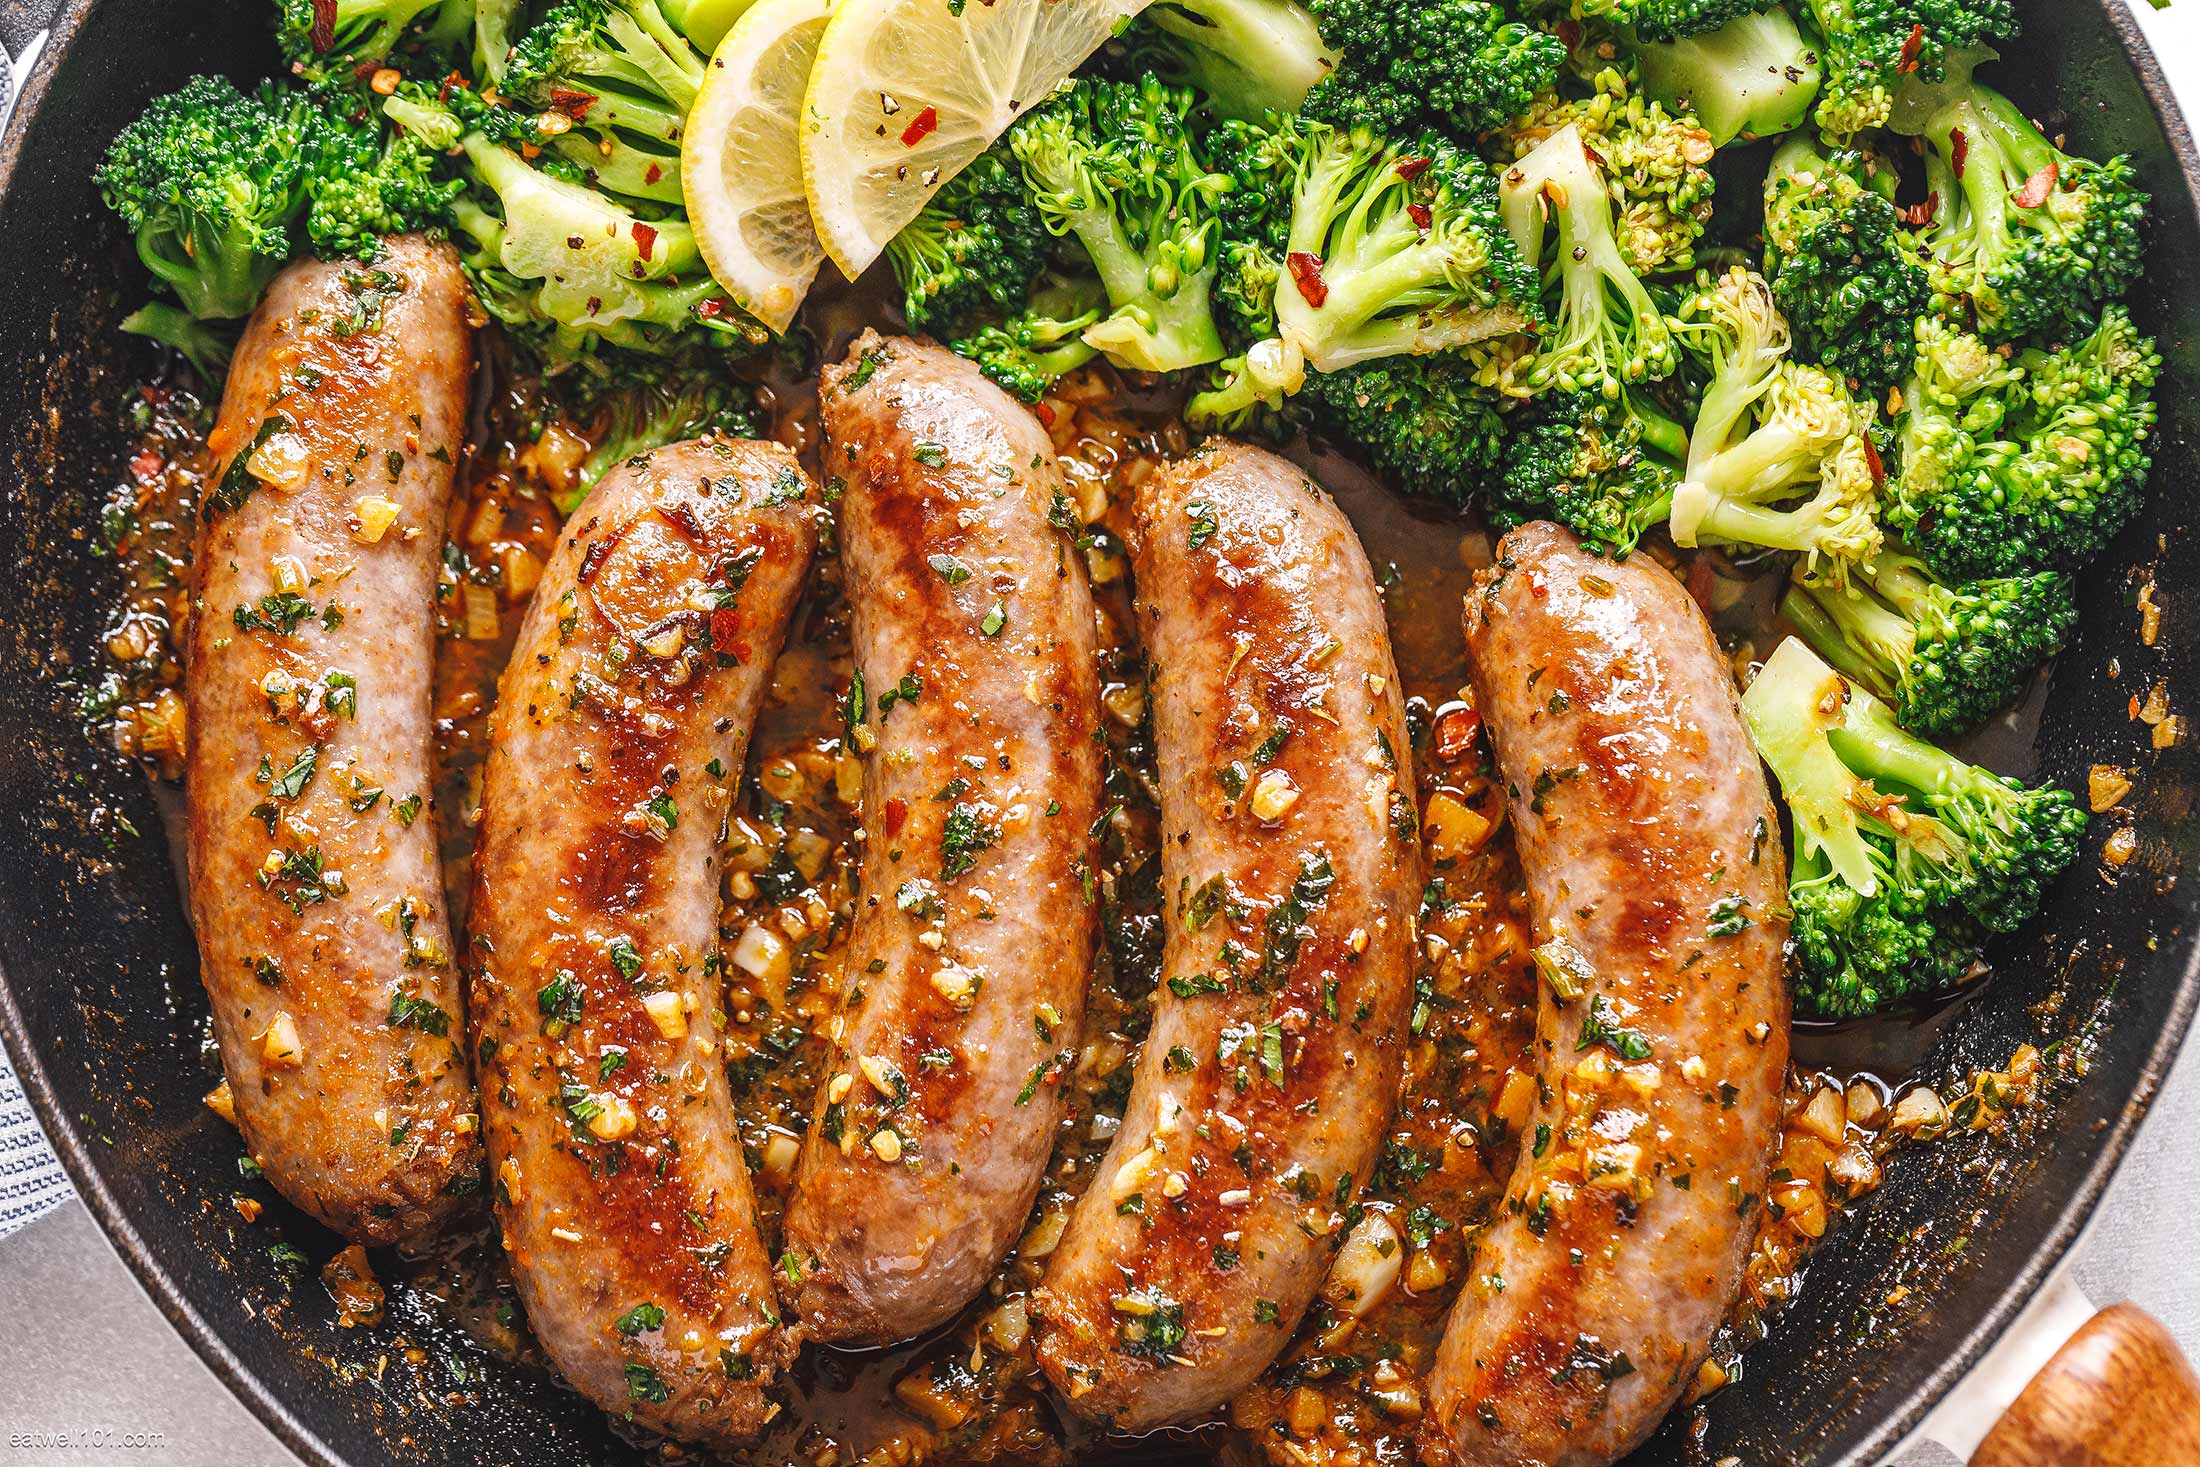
[1633,6,1821,146]
[1781,579,1906,698]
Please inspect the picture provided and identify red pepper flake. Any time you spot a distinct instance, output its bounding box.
[696,297,729,321]
[1286,251,1328,307]
[1902,190,1941,228]
[2012,162,2059,209]
[1948,126,1968,178]
[549,88,597,120]
[884,798,909,837]
[310,0,336,53]
[1407,202,1432,234]
[129,448,165,486]
[633,222,658,263]
[644,161,663,186]
[1896,22,1925,73]
[1432,704,1482,763]
[1034,400,1057,428]
[1393,155,1432,181]
[901,106,939,147]
[1862,434,1886,491]
[710,605,742,649]
[437,71,463,104]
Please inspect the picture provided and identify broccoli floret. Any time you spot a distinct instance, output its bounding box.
[1742,636,2085,1017]
[277,0,476,83]
[887,149,1053,337]
[96,76,321,320]
[1799,0,2016,139]
[1273,126,1540,373]
[1570,0,1780,41]
[1118,0,1338,122]
[1300,353,1509,501]
[1888,307,2160,579]
[1493,386,1687,552]
[388,87,762,363]
[1010,76,1235,374]
[1761,135,1929,399]
[120,301,239,383]
[951,278,1107,402]
[303,87,464,260]
[1665,267,1883,575]
[1913,79,2145,344]
[1500,122,1680,398]
[497,0,705,205]
[1303,0,1565,141]
[1783,551,2075,735]
[1632,5,1822,146]
[1500,68,1717,275]
[559,366,762,512]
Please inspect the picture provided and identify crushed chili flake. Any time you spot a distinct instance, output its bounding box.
[2013,162,2059,209]
[437,71,463,104]
[884,797,909,837]
[633,222,658,263]
[1896,22,1925,73]
[1393,155,1432,181]
[1286,251,1328,307]
[1034,400,1056,428]
[645,161,663,185]
[710,605,742,649]
[1407,202,1433,234]
[696,297,730,321]
[901,106,939,147]
[1862,435,1886,491]
[1949,127,1969,178]
[549,87,597,120]
[1433,705,1483,763]
[1902,190,1942,228]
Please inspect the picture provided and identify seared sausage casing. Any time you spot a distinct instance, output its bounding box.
[1033,441,1421,1430]
[1422,520,1790,1467]
[781,333,1105,1345]
[468,440,813,1446]
[186,239,477,1244]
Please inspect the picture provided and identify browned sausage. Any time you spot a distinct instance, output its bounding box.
[1420,520,1790,1467]
[1032,440,1422,1430]
[185,239,478,1244]
[780,332,1105,1345]
[467,439,814,1446]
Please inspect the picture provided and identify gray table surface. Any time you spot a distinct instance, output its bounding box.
[4,1,2199,1461]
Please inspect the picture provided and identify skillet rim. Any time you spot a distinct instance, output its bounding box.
[0,2,2196,1464]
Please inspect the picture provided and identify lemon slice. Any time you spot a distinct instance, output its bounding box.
[682,0,836,334]
[800,0,1151,281]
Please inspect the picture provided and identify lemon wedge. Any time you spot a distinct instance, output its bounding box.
[682,0,836,333]
[800,0,1150,282]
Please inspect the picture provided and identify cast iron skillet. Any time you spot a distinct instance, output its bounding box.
[0,2,2195,1463]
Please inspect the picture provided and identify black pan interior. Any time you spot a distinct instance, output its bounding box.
[0,2,2196,1464]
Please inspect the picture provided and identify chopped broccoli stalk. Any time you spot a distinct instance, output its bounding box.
[1499,67,1718,275]
[1493,387,1687,553]
[657,0,754,52]
[277,0,476,82]
[1303,0,1566,140]
[1783,552,2075,736]
[563,367,763,512]
[1761,134,1929,398]
[95,76,320,320]
[1273,126,1540,373]
[951,278,1108,402]
[1665,268,1882,575]
[1632,5,1821,146]
[1011,76,1234,374]
[1889,308,2160,579]
[1187,337,1308,432]
[887,149,1053,337]
[498,0,708,206]
[1122,0,1338,122]
[1300,352,1509,502]
[1499,122,1679,399]
[120,301,238,383]
[1742,636,2085,1018]
[1913,79,2146,344]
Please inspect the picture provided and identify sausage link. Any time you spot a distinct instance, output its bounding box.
[781,332,1105,1344]
[1421,520,1790,1467]
[1032,440,1422,1430]
[468,439,814,1446]
[185,239,478,1244]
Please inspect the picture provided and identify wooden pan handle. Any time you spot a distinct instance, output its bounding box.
[1971,1304,2200,1465]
